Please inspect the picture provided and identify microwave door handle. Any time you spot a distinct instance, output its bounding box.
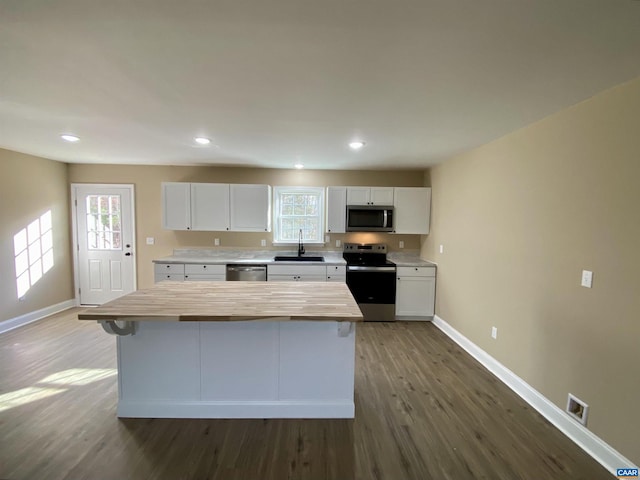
[383,209,388,228]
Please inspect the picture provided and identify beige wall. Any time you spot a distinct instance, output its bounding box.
[421,78,640,463]
[0,149,74,322]
[68,165,424,289]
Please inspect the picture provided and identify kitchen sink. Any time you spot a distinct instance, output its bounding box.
[273,256,325,262]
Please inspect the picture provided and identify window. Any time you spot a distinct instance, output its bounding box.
[86,195,122,250]
[273,187,325,244]
[14,210,54,298]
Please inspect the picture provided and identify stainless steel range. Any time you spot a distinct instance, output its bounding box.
[343,243,396,322]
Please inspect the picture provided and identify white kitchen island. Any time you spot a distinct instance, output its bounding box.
[78,281,362,419]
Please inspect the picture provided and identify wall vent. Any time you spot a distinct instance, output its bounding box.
[566,393,589,426]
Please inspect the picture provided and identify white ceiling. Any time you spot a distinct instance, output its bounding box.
[1,0,639,170]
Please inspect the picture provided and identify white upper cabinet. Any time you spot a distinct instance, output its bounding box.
[162,182,271,232]
[191,183,230,231]
[162,182,191,230]
[326,187,347,233]
[393,187,431,234]
[230,184,272,232]
[346,187,394,206]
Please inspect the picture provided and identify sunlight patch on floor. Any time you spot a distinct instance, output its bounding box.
[0,368,117,412]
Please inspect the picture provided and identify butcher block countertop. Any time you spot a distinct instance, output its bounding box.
[78,281,363,322]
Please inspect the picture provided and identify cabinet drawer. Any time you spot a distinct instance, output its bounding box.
[268,274,326,282]
[154,263,185,275]
[396,266,436,277]
[267,265,327,276]
[155,274,185,282]
[184,264,225,275]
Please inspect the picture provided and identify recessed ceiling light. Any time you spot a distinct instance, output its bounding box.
[61,134,80,142]
[294,163,304,169]
[194,137,211,145]
[349,141,365,150]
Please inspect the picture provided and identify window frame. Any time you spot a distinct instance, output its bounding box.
[272,186,325,245]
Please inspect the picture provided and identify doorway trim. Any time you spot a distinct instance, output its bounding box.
[71,183,137,306]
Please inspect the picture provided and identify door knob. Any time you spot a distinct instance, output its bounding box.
[125,252,132,256]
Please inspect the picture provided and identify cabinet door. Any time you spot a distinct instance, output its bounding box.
[267,275,298,282]
[393,187,431,234]
[346,187,370,205]
[162,182,191,230]
[370,187,394,205]
[326,187,347,233]
[184,275,225,281]
[297,274,327,282]
[395,276,435,317]
[230,184,271,232]
[191,184,230,231]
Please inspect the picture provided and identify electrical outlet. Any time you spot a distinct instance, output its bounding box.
[581,270,593,288]
[399,241,404,249]
[325,234,330,243]
[439,244,444,254]
[336,240,341,248]
[491,326,498,339]
[261,239,267,247]
[146,237,155,245]
[214,238,220,246]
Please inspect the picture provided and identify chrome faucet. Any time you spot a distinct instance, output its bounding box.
[298,228,305,257]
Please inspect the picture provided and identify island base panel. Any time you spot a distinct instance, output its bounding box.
[116,320,356,418]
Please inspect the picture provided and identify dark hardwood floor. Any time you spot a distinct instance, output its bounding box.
[0,310,611,479]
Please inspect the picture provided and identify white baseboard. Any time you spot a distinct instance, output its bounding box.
[117,400,355,419]
[432,314,638,476]
[0,299,75,334]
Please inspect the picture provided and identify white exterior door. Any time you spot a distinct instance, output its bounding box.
[73,184,136,305]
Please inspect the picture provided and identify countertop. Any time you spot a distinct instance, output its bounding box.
[153,249,435,267]
[78,281,363,322]
[387,252,438,268]
[154,249,346,266]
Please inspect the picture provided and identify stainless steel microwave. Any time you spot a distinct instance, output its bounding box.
[346,205,394,232]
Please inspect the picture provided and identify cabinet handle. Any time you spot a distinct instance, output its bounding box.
[187,227,190,230]
[203,265,207,269]
[166,265,170,268]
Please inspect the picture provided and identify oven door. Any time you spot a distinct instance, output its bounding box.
[346,266,396,321]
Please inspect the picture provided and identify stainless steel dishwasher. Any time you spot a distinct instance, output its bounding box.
[225,264,267,281]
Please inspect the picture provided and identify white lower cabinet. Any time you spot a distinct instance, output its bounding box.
[154,263,226,283]
[326,265,346,282]
[154,263,185,283]
[154,262,347,283]
[395,266,436,319]
[184,264,225,281]
[267,264,345,282]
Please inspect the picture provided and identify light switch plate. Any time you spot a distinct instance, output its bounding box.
[214,238,220,246]
[581,270,593,288]
[261,239,267,247]
[439,244,444,254]
[491,326,498,339]
[146,237,155,245]
[399,241,404,249]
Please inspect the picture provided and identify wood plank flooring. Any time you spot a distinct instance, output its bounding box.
[0,310,611,480]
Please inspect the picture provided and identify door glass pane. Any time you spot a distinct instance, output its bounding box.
[86,195,122,250]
